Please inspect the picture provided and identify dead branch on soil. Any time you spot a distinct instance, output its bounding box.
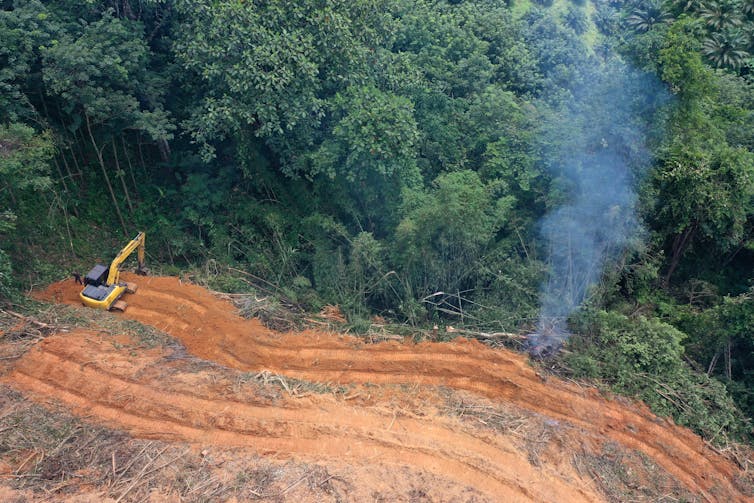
[0,309,66,362]
[1,387,348,501]
[573,445,701,502]
[114,446,186,502]
[444,397,529,436]
[253,370,332,398]
[445,327,526,340]
[0,308,64,343]
[364,325,404,343]
[0,309,58,330]
[705,437,754,482]
[318,305,346,324]
[233,295,303,331]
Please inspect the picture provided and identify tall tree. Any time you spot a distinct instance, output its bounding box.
[41,9,173,234]
[0,123,53,296]
[655,20,754,283]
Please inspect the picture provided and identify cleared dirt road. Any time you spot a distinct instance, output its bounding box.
[12,274,748,502]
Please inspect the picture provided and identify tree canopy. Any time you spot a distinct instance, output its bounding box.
[2,0,754,441]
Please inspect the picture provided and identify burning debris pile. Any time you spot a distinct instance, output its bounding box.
[527,320,568,359]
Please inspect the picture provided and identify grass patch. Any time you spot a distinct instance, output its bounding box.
[1,298,174,357]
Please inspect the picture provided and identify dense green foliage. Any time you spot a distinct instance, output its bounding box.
[567,310,749,439]
[1,0,753,441]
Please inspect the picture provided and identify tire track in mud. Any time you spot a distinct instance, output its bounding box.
[7,334,598,503]
[33,275,748,501]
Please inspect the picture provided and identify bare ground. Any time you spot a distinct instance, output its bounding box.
[0,274,749,502]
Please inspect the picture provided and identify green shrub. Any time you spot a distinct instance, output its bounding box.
[0,249,13,300]
[566,310,750,442]
[394,170,510,302]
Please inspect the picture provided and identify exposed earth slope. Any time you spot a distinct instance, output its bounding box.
[0,274,749,502]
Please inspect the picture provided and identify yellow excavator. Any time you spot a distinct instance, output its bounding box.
[79,231,147,311]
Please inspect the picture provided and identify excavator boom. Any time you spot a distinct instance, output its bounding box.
[106,232,145,285]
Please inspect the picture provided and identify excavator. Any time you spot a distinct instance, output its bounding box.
[79,231,147,311]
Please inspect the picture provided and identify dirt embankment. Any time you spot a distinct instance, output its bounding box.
[6,274,750,501]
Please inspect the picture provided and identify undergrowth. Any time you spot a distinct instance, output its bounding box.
[1,298,173,349]
[561,309,753,446]
[0,385,344,501]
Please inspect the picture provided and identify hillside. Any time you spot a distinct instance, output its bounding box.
[0,275,749,501]
[3,0,754,499]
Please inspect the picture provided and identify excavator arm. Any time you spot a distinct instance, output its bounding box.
[106,231,145,285]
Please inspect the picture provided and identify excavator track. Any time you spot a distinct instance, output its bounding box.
[111,300,128,311]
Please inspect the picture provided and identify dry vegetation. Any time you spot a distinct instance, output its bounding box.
[1,284,752,502]
[0,384,358,502]
[443,391,706,502]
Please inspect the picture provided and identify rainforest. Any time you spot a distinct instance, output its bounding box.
[1,0,754,499]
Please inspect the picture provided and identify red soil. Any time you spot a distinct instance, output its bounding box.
[8,274,749,502]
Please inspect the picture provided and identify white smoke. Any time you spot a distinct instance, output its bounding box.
[531,55,667,352]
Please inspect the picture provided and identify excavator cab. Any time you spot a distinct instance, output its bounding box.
[80,232,146,311]
[81,264,114,302]
[84,264,109,286]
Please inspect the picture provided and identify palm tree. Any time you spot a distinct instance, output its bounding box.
[699,1,743,30]
[742,0,754,17]
[626,0,672,32]
[565,5,590,35]
[740,23,754,53]
[702,30,750,67]
[669,0,712,14]
[593,6,620,35]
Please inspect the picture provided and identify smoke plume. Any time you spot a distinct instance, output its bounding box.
[530,55,666,353]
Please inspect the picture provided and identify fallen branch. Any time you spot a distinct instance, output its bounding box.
[114,445,170,502]
[472,331,526,340]
[444,328,525,340]
[14,450,42,474]
[112,442,153,487]
[279,471,310,496]
[0,309,56,330]
[367,332,403,342]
